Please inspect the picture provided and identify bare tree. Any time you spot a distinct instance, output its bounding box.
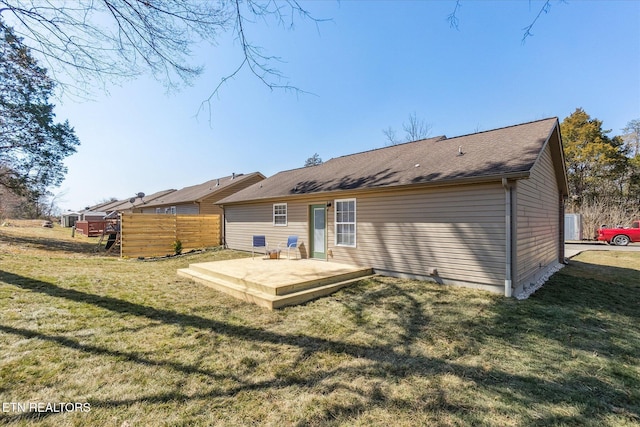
[577,198,640,240]
[623,119,640,158]
[382,126,400,146]
[304,153,323,167]
[383,112,432,146]
[2,0,565,111]
[448,0,562,43]
[403,112,432,142]
[0,0,324,101]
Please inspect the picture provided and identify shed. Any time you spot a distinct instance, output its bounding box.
[217,118,569,298]
[564,213,583,241]
[60,211,81,227]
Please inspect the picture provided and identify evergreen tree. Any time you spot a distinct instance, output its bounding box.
[560,108,628,207]
[0,21,79,202]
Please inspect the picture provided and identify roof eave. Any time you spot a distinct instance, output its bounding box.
[193,172,265,203]
[218,171,531,206]
[527,119,569,197]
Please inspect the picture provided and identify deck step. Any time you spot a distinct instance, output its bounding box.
[177,267,376,310]
[188,264,373,296]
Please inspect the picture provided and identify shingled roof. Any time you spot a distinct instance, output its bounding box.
[84,189,177,213]
[219,118,566,204]
[142,172,265,207]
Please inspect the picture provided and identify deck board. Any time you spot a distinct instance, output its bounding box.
[177,258,374,309]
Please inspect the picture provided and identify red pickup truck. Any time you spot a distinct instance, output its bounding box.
[597,220,640,246]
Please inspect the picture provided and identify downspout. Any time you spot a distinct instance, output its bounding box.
[502,178,513,298]
[220,205,226,249]
[559,195,567,264]
[325,203,330,262]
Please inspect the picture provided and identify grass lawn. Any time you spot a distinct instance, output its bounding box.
[0,222,639,426]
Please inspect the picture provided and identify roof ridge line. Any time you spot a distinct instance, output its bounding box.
[324,135,447,163]
[446,117,559,141]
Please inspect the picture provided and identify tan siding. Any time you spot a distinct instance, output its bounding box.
[140,204,199,214]
[516,143,560,286]
[199,202,223,216]
[203,174,264,215]
[176,204,200,214]
[225,183,507,287]
[225,202,311,256]
[329,184,506,286]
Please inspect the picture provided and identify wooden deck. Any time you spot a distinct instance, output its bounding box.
[177,258,375,310]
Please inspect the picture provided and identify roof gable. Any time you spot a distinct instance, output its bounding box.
[142,172,264,207]
[220,118,565,204]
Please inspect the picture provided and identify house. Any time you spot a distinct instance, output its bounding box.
[73,210,108,236]
[217,118,569,298]
[72,190,175,236]
[82,189,177,215]
[136,172,266,215]
[80,211,109,222]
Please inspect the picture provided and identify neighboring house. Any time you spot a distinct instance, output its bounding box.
[80,211,108,221]
[74,210,109,236]
[82,189,177,215]
[137,173,266,215]
[73,190,177,235]
[82,199,119,213]
[217,118,569,298]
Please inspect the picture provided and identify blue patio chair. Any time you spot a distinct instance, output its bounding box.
[280,235,299,260]
[252,235,268,259]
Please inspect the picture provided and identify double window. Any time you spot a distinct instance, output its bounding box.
[273,203,287,226]
[155,206,176,214]
[335,199,356,247]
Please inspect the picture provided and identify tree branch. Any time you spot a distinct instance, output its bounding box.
[447,0,461,30]
[521,0,552,43]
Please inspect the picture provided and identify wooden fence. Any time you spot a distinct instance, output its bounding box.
[120,214,221,258]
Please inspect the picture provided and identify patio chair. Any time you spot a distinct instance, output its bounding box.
[279,235,299,260]
[252,235,268,259]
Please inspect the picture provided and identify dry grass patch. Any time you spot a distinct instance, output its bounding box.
[1,226,639,426]
[0,222,97,257]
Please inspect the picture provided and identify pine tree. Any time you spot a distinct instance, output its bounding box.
[0,20,79,201]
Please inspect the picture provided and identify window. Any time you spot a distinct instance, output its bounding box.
[273,203,287,226]
[335,199,356,247]
[155,208,162,214]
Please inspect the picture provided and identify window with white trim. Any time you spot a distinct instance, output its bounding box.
[273,203,287,226]
[335,199,356,247]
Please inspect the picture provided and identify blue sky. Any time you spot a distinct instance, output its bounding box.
[52,0,640,211]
